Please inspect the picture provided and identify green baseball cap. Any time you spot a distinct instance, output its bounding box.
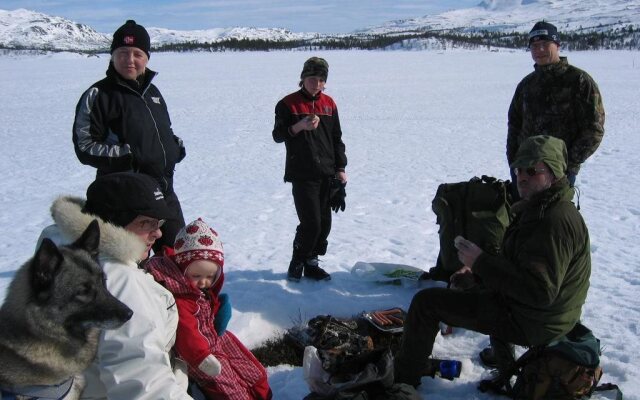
[510,135,567,178]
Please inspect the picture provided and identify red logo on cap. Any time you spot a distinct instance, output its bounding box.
[123,35,135,45]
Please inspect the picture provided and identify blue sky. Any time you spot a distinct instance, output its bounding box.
[3,0,481,33]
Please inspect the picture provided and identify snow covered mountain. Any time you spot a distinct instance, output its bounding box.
[0,9,109,51]
[147,27,316,46]
[0,8,317,52]
[356,0,640,35]
[1,1,639,52]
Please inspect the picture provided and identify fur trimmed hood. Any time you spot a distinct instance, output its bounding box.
[49,196,147,264]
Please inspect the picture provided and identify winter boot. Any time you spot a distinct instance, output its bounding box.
[287,258,304,282]
[479,339,515,371]
[303,257,331,281]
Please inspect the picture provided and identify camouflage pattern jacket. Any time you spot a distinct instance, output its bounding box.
[507,57,605,175]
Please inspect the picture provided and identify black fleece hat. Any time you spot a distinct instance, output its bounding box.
[529,21,560,46]
[300,57,329,81]
[111,20,151,58]
[83,172,170,227]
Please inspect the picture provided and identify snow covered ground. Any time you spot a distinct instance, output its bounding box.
[0,49,638,399]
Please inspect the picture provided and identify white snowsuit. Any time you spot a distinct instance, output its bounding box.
[39,196,192,400]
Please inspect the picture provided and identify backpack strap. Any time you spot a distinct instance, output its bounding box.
[593,383,623,400]
[477,345,545,396]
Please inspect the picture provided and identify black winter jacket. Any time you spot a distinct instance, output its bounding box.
[272,89,347,181]
[73,63,185,193]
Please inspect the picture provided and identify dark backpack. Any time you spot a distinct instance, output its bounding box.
[512,323,604,399]
[479,323,623,400]
[428,175,512,282]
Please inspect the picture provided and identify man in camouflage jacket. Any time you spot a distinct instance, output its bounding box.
[394,136,591,388]
[507,21,605,188]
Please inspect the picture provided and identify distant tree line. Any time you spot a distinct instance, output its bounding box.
[2,25,638,53]
[151,25,639,52]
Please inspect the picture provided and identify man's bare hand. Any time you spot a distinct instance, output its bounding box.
[454,236,483,267]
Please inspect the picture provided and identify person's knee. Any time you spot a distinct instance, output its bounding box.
[301,218,323,236]
[413,287,447,307]
[408,288,444,321]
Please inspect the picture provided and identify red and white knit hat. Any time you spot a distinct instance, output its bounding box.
[172,218,224,271]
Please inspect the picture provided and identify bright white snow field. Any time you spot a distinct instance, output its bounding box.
[0,49,638,399]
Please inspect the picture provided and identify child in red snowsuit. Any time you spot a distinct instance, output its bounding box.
[146,219,272,400]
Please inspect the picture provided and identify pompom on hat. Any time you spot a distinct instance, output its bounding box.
[172,218,224,272]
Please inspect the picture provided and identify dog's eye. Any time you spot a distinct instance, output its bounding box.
[74,284,95,303]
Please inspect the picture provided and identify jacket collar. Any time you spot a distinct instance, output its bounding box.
[533,56,569,75]
[49,196,147,264]
[147,255,225,298]
[1,377,74,400]
[106,62,157,93]
[512,177,574,218]
[300,88,322,101]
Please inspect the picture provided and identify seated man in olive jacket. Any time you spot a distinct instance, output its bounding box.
[394,135,591,388]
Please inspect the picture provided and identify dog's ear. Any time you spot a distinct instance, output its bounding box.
[72,220,101,259]
[31,238,63,296]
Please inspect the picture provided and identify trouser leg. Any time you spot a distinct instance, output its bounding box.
[292,179,329,260]
[394,288,528,386]
[313,177,332,257]
[152,190,185,253]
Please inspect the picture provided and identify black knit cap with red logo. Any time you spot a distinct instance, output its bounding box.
[111,20,151,58]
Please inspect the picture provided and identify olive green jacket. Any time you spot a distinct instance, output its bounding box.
[507,57,605,175]
[473,178,591,345]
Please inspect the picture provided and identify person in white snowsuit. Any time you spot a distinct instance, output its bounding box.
[38,172,193,400]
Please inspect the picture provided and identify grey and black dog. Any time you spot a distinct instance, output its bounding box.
[0,220,133,399]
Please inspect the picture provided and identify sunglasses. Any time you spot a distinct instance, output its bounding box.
[137,218,165,232]
[514,167,547,177]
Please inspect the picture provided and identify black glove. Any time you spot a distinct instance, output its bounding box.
[174,135,186,162]
[329,178,346,213]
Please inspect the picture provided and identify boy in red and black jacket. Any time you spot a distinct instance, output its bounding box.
[272,57,348,282]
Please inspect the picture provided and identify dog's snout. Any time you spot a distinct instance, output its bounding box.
[121,305,133,322]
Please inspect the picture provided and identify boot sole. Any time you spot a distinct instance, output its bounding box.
[304,275,331,281]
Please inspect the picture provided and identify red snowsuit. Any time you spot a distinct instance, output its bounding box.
[146,256,272,400]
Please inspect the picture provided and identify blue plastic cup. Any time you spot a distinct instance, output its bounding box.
[438,360,462,380]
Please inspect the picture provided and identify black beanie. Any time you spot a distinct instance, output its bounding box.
[529,21,560,46]
[111,20,151,58]
[83,172,171,227]
[300,57,329,81]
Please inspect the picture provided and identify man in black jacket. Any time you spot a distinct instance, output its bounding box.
[72,20,186,251]
[272,57,348,282]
